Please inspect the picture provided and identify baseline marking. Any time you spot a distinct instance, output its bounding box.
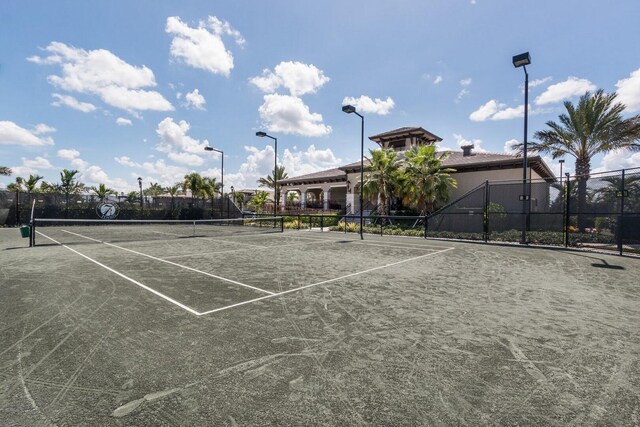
[61,230,274,295]
[36,231,201,315]
[197,247,454,315]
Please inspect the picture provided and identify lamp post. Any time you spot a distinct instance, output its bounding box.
[204,146,224,218]
[342,104,365,240]
[255,131,278,216]
[230,185,236,213]
[137,177,143,218]
[559,159,565,185]
[513,51,531,244]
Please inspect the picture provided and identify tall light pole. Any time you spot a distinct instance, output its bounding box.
[204,146,224,218]
[137,177,143,218]
[255,131,278,216]
[342,104,365,240]
[559,159,565,185]
[513,51,531,244]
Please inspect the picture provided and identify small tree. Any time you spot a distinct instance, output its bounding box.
[0,166,12,176]
[249,190,269,213]
[91,183,115,201]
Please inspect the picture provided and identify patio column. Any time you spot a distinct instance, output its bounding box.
[323,189,331,210]
[301,190,307,210]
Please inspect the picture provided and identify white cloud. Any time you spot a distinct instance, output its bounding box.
[166,16,244,76]
[155,117,209,154]
[184,89,206,110]
[114,156,137,167]
[433,75,443,85]
[228,144,341,190]
[453,134,487,152]
[258,94,331,137]
[249,61,330,96]
[460,78,472,86]
[535,77,596,105]
[0,121,55,146]
[32,124,56,135]
[455,88,470,103]
[596,149,640,172]
[116,117,132,126]
[30,42,173,112]
[503,139,519,154]
[57,148,80,160]
[51,93,97,112]
[615,68,640,113]
[528,76,552,89]
[20,156,54,170]
[469,99,524,121]
[342,95,395,115]
[168,151,205,166]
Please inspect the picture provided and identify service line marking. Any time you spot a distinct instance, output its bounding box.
[197,247,455,316]
[36,231,201,315]
[61,230,274,295]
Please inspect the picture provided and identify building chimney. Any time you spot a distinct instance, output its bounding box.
[461,144,474,157]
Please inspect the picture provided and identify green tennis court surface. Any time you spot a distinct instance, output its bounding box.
[1,226,639,425]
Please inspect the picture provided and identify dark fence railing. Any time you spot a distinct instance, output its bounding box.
[0,192,241,226]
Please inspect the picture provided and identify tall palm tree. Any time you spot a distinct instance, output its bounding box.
[401,145,457,215]
[258,165,288,208]
[144,182,164,207]
[59,169,84,217]
[23,174,44,208]
[523,90,640,230]
[362,148,401,217]
[202,177,221,215]
[165,184,182,210]
[0,166,11,176]
[183,172,204,206]
[91,183,115,201]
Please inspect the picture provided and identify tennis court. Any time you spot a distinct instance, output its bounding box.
[1,220,639,425]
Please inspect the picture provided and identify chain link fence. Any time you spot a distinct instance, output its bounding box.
[426,167,640,256]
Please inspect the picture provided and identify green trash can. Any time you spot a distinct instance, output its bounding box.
[20,225,31,238]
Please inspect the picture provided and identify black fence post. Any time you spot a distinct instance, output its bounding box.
[297,214,300,230]
[483,180,489,243]
[564,173,570,247]
[320,214,324,232]
[618,168,625,256]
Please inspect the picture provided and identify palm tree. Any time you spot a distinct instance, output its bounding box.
[257,165,288,208]
[401,145,457,215]
[362,148,401,217]
[165,184,182,210]
[249,190,269,213]
[232,191,245,210]
[183,172,204,206]
[22,174,44,208]
[91,183,115,201]
[202,177,222,216]
[0,166,11,176]
[144,182,164,207]
[59,169,84,217]
[286,191,299,207]
[522,90,640,230]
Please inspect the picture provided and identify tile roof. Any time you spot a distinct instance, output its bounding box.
[279,168,346,185]
[369,126,442,143]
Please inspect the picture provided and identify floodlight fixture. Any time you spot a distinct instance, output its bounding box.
[512,52,531,68]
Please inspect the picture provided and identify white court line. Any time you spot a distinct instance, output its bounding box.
[36,231,201,315]
[197,247,455,316]
[280,231,455,251]
[61,230,274,295]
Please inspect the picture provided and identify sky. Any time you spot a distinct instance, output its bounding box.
[1,0,640,194]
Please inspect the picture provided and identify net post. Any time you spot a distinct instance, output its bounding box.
[424,215,428,239]
[280,216,284,233]
[564,173,570,247]
[30,220,35,247]
[618,168,625,256]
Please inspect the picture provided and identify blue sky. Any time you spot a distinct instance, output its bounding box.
[1,0,639,193]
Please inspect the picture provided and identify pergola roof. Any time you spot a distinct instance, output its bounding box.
[369,127,442,144]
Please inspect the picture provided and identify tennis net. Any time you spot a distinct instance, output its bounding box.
[32,217,284,246]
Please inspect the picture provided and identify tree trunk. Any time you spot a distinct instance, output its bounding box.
[575,157,591,232]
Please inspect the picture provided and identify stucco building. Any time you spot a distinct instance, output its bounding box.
[277,127,554,214]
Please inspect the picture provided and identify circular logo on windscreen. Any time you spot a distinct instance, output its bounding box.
[97,202,120,219]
